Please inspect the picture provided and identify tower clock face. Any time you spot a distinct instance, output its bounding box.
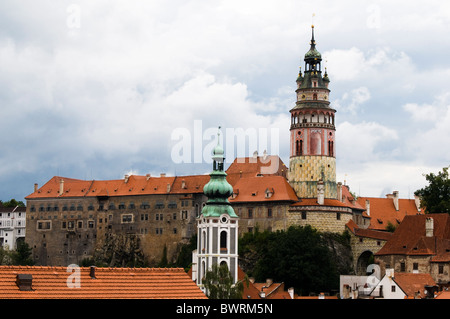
[301,94,306,100]
[323,95,327,100]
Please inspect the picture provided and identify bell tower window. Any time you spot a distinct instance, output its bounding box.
[220,231,227,253]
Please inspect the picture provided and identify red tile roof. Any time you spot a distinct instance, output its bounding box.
[226,155,288,185]
[375,213,450,259]
[356,195,423,231]
[0,266,207,299]
[345,219,393,241]
[25,174,210,199]
[237,267,295,299]
[392,272,436,298]
[230,175,298,203]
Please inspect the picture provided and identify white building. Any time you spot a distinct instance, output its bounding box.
[0,206,26,250]
[371,269,437,299]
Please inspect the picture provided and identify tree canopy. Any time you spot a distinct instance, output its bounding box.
[415,166,450,215]
[203,263,244,299]
[239,225,346,296]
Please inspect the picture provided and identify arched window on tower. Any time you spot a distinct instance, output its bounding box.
[220,231,227,253]
[328,141,334,157]
[313,93,317,100]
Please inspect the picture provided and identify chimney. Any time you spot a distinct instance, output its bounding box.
[146,174,151,181]
[59,179,64,195]
[288,287,294,299]
[167,183,171,193]
[393,191,399,211]
[425,217,434,237]
[181,180,186,189]
[365,200,370,216]
[337,182,343,202]
[34,183,38,193]
[124,175,129,183]
[265,278,273,287]
[160,173,166,177]
[16,274,33,291]
[317,180,324,205]
[414,195,421,212]
[387,191,399,211]
[89,266,96,279]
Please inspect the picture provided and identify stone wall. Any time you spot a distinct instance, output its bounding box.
[287,206,352,233]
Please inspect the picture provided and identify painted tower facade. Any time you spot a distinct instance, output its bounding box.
[288,26,337,199]
[195,128,239,291]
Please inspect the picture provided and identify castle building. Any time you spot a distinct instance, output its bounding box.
[288,25,336,200]
[195,129,239,289]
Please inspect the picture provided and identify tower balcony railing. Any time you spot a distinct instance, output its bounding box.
[290,122,335,130]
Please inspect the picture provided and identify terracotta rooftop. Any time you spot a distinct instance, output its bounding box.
[345,219,393,241]
[375,213,450,260]
[357,193,423,231]
[230,175,298,203]
[391,272,437,298]
[0,266,207,299]
[226,155,288,185]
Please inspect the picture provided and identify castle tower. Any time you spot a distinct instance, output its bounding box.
[195,128,239,291]
[288,25,337,199]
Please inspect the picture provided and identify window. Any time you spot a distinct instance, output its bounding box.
[67,221,75,230]
[88,220,95,228]
[128,202,135,209]
[400,262,406,272]
[109,203,116,210]
[220,231,227,252]
[413,263,419,271]
[248,208,253,219]
[391,286,396,293]
[301,211,307,220]
[141,214,149,221]
[77,221,83,229]
[118,202,126,210]
[439,264,444,274]
[140,202,150,209]
[267,208,272,218]
[37,221,51,230]
[336,212,341,220]
[168,201,177,209]
[122,214,133,223]
[156,213,163,221]
[155,201,164,209]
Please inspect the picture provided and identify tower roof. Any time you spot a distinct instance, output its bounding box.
[304,25,322,61]
[201,127,237,218]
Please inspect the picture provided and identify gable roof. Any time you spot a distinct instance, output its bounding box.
[356,195,423,231]
[345,219,393,241]
[0,266,207,299]
[230,175,298,203]
[375,213,450,259]
[392,273,436,298]
[226,155,288,185]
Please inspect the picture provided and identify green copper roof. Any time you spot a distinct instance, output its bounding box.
[201,127,238,218]
[305,47,321,59]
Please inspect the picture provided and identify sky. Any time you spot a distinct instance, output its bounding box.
[1,0,449,202]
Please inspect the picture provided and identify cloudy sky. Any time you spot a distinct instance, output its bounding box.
[1,0,449,202]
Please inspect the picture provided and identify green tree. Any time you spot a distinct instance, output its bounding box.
[1,199,25,207]
[250,225,340,296]
[203,263,243,299]
[415,166,450,214]
[10,240,34,266]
